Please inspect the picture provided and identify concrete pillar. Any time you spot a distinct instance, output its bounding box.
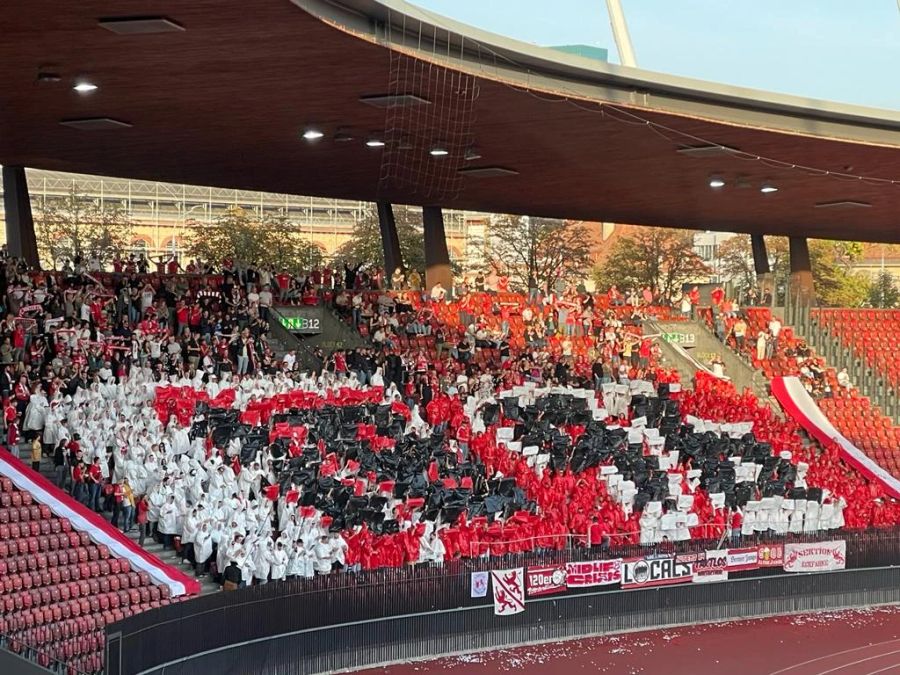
[2,166,39,267]
[789,236,815,306]
[376,202,404,285]
[423,206,452,293]
[750,234,773,298]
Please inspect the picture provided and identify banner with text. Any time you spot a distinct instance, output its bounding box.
[757,543,784,568]
[526,565,567,597]
[726,547,759,572]
[565,559,623,589]
[693,550,729,583]
[622,554,693,590]
[783,541,846,573]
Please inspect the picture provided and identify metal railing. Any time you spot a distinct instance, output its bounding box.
[107,527,900,675]
[0,629,91,675]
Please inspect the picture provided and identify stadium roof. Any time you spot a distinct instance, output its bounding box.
[2,0,900,241]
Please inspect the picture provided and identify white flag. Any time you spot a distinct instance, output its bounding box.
[470,571,489,598]
[490,568,525,616]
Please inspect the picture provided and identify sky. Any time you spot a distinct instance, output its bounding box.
[409,0,900,111]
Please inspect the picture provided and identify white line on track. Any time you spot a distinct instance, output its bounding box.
[767,639,900,675]
[859,663,900,675]
[815,650,900,675]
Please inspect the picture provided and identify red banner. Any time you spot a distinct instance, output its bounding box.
[526,565,567,597]
[757,543,784,567]
[565,559,622,588]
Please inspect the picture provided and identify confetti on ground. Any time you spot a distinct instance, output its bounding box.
[356,606,900,675]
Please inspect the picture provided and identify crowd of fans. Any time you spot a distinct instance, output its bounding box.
[1,250,898,592]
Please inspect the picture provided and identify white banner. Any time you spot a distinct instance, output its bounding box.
[470,571,489,598]
[491,568,525,616]
[783,541,846,573]
[693,550,729,583]
[565,559,622,588]
[622,555,693,589]
[726,547,759,572]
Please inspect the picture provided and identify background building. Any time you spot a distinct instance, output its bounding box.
[0,168,488,270]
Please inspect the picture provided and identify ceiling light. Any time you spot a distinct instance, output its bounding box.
[73,82,98,93]
[333,131,354,143]
[464,148,482,161]
[37,71,61,84]
[301,128,324,141]
[429,147,449,157]
[709,175,725,188]
[760,182,778,194]
[366,138,385,148]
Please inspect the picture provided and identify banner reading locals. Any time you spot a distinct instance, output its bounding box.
[622,554,693,589]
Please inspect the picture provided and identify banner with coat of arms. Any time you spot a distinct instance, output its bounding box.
[491,568,525,615]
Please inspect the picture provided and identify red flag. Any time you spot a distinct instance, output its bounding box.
[264,485,280,501]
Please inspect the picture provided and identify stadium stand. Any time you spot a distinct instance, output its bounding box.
[700,300,900,487]
[2,252,899,673]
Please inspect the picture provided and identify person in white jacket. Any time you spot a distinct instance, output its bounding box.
[270,540,288,582]
[193,522,215,577]
[253,537,274,584]
[158,495,180,549]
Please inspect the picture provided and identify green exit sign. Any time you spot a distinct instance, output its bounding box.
[279,316,321,332]
[663,332,696,345]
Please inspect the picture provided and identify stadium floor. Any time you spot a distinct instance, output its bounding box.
[355,605,900,675]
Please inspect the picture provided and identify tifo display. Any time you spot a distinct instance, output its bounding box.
[0,254,897,675]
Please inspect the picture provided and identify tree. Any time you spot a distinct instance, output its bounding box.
[332,205,426,273]
[487,216,594,291]
[35,188,134,269]
[716,234,790,292]
[808,240,870,307]
[867,270,900,309]
[184,207,324,273]
[592,227,710,300]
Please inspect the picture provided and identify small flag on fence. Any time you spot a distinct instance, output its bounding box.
[470,571,489,598]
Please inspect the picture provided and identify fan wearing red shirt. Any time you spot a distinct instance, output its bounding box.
[167,256,180,275]
[175,301,189,333]
[6,417,20,458]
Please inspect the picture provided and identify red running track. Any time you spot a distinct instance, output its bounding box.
[356,606,900,675]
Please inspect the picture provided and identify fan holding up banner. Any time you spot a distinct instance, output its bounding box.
[491,568,525,616]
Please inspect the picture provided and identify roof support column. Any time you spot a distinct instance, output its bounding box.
[377,202,404,287]
[3,166,39,267]
[423,206,452,294]
[751,234,773,298]
[789,236,815,306]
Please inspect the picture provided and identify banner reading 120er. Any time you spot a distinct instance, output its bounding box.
[622,554,693,590]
